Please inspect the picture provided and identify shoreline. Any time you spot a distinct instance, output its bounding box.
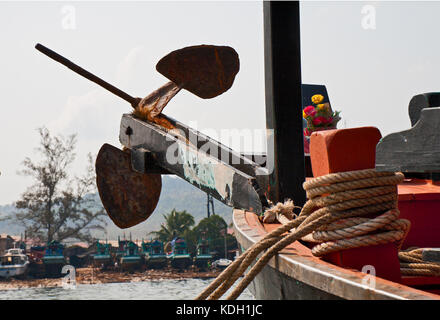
[0,268,222,291]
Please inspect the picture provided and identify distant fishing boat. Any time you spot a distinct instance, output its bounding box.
[141,240,151,268]
[114,237,125,261]
[212,258,232,270]
[141,240,151,258]
[42,241,65,276]
[28,246,45,277]
[143,240,167,269]
[193,239,213,271]
[167,238,192,270]
[0,248,30,278]
[93,240,112,269]
[119,240,142,271]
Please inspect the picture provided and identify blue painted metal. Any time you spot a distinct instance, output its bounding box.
[119,239,142,269]
[193,239,213,270]
[93,240,112,267]
[167,238,192,270]
[42,241,65,265]
[142,240,167,269]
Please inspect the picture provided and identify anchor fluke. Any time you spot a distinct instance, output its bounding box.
[95,144,162,228]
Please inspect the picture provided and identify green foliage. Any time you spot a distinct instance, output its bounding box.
[194,215,227,237]
[149,209,195,243]
[209,233,237,259]
[183,228,198,255]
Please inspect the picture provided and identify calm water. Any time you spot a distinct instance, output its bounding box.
[0,279,254,300]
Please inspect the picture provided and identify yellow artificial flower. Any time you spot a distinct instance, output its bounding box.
[311,94,324,104]
[317,103,325,110]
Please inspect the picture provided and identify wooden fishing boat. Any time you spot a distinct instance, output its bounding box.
[28,246,45,278]
[93,240,112,269]
[232,89,440,300]
[141,240,151,264]
[143,240,167,269]
[119,240,142,271]
[225,3,437,300]
[0,248,30,279]
[193,239,213,271]
[35,2,440,300]
[114,237,126,262]
[233,206,440,300]
[211,258,232,270]
[167,238,192,270]
[42,241,66,276]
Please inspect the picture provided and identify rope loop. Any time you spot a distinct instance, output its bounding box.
[196,169,411,301]
[399,248,440,276]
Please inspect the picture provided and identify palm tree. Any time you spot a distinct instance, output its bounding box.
[193,215,236,258]
[150,209,195,242]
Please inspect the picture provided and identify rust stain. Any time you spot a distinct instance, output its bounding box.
[213,48,225,91]
[132,106,176,130]
[96,144,162,229]
[156,45,239,99]
[132,45,239,131]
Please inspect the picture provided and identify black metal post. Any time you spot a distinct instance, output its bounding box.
[207,194,210,218]
[263,1,306,206]
[210,195,215,215]
[206,194,215,218]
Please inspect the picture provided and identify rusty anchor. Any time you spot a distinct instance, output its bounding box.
[134,45,240,128]
[95,144,162,228]
[35,43,263,229]
[35,44,239,129]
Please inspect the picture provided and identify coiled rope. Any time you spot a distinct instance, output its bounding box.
[399,248,440,276]
[195,168,411,300]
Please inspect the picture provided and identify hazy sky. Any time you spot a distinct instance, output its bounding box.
[1,1,440,205]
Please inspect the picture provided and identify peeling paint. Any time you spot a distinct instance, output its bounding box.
[178,141,233,201]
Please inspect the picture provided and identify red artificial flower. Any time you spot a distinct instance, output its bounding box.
[303,128,311,136]
[323,117,333,124]
[312,116,326,126]
[303,105,316,118]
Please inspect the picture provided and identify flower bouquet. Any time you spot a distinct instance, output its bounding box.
[303,94,341,153]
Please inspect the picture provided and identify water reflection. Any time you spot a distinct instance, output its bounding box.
[0,279,254,300]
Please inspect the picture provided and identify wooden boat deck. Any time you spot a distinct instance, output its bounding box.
[233,209,440,300]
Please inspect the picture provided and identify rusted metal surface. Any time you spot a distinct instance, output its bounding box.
[133,45,240,125]
[136,81,181,118]
[132,81,181,129]
[36,43,239,122]
[95,144,162,229]
[36,43,258,220]
[119,114,269,214]
[156,45,239,99]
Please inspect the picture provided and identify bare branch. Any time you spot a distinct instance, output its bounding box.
[6,127,105,244]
